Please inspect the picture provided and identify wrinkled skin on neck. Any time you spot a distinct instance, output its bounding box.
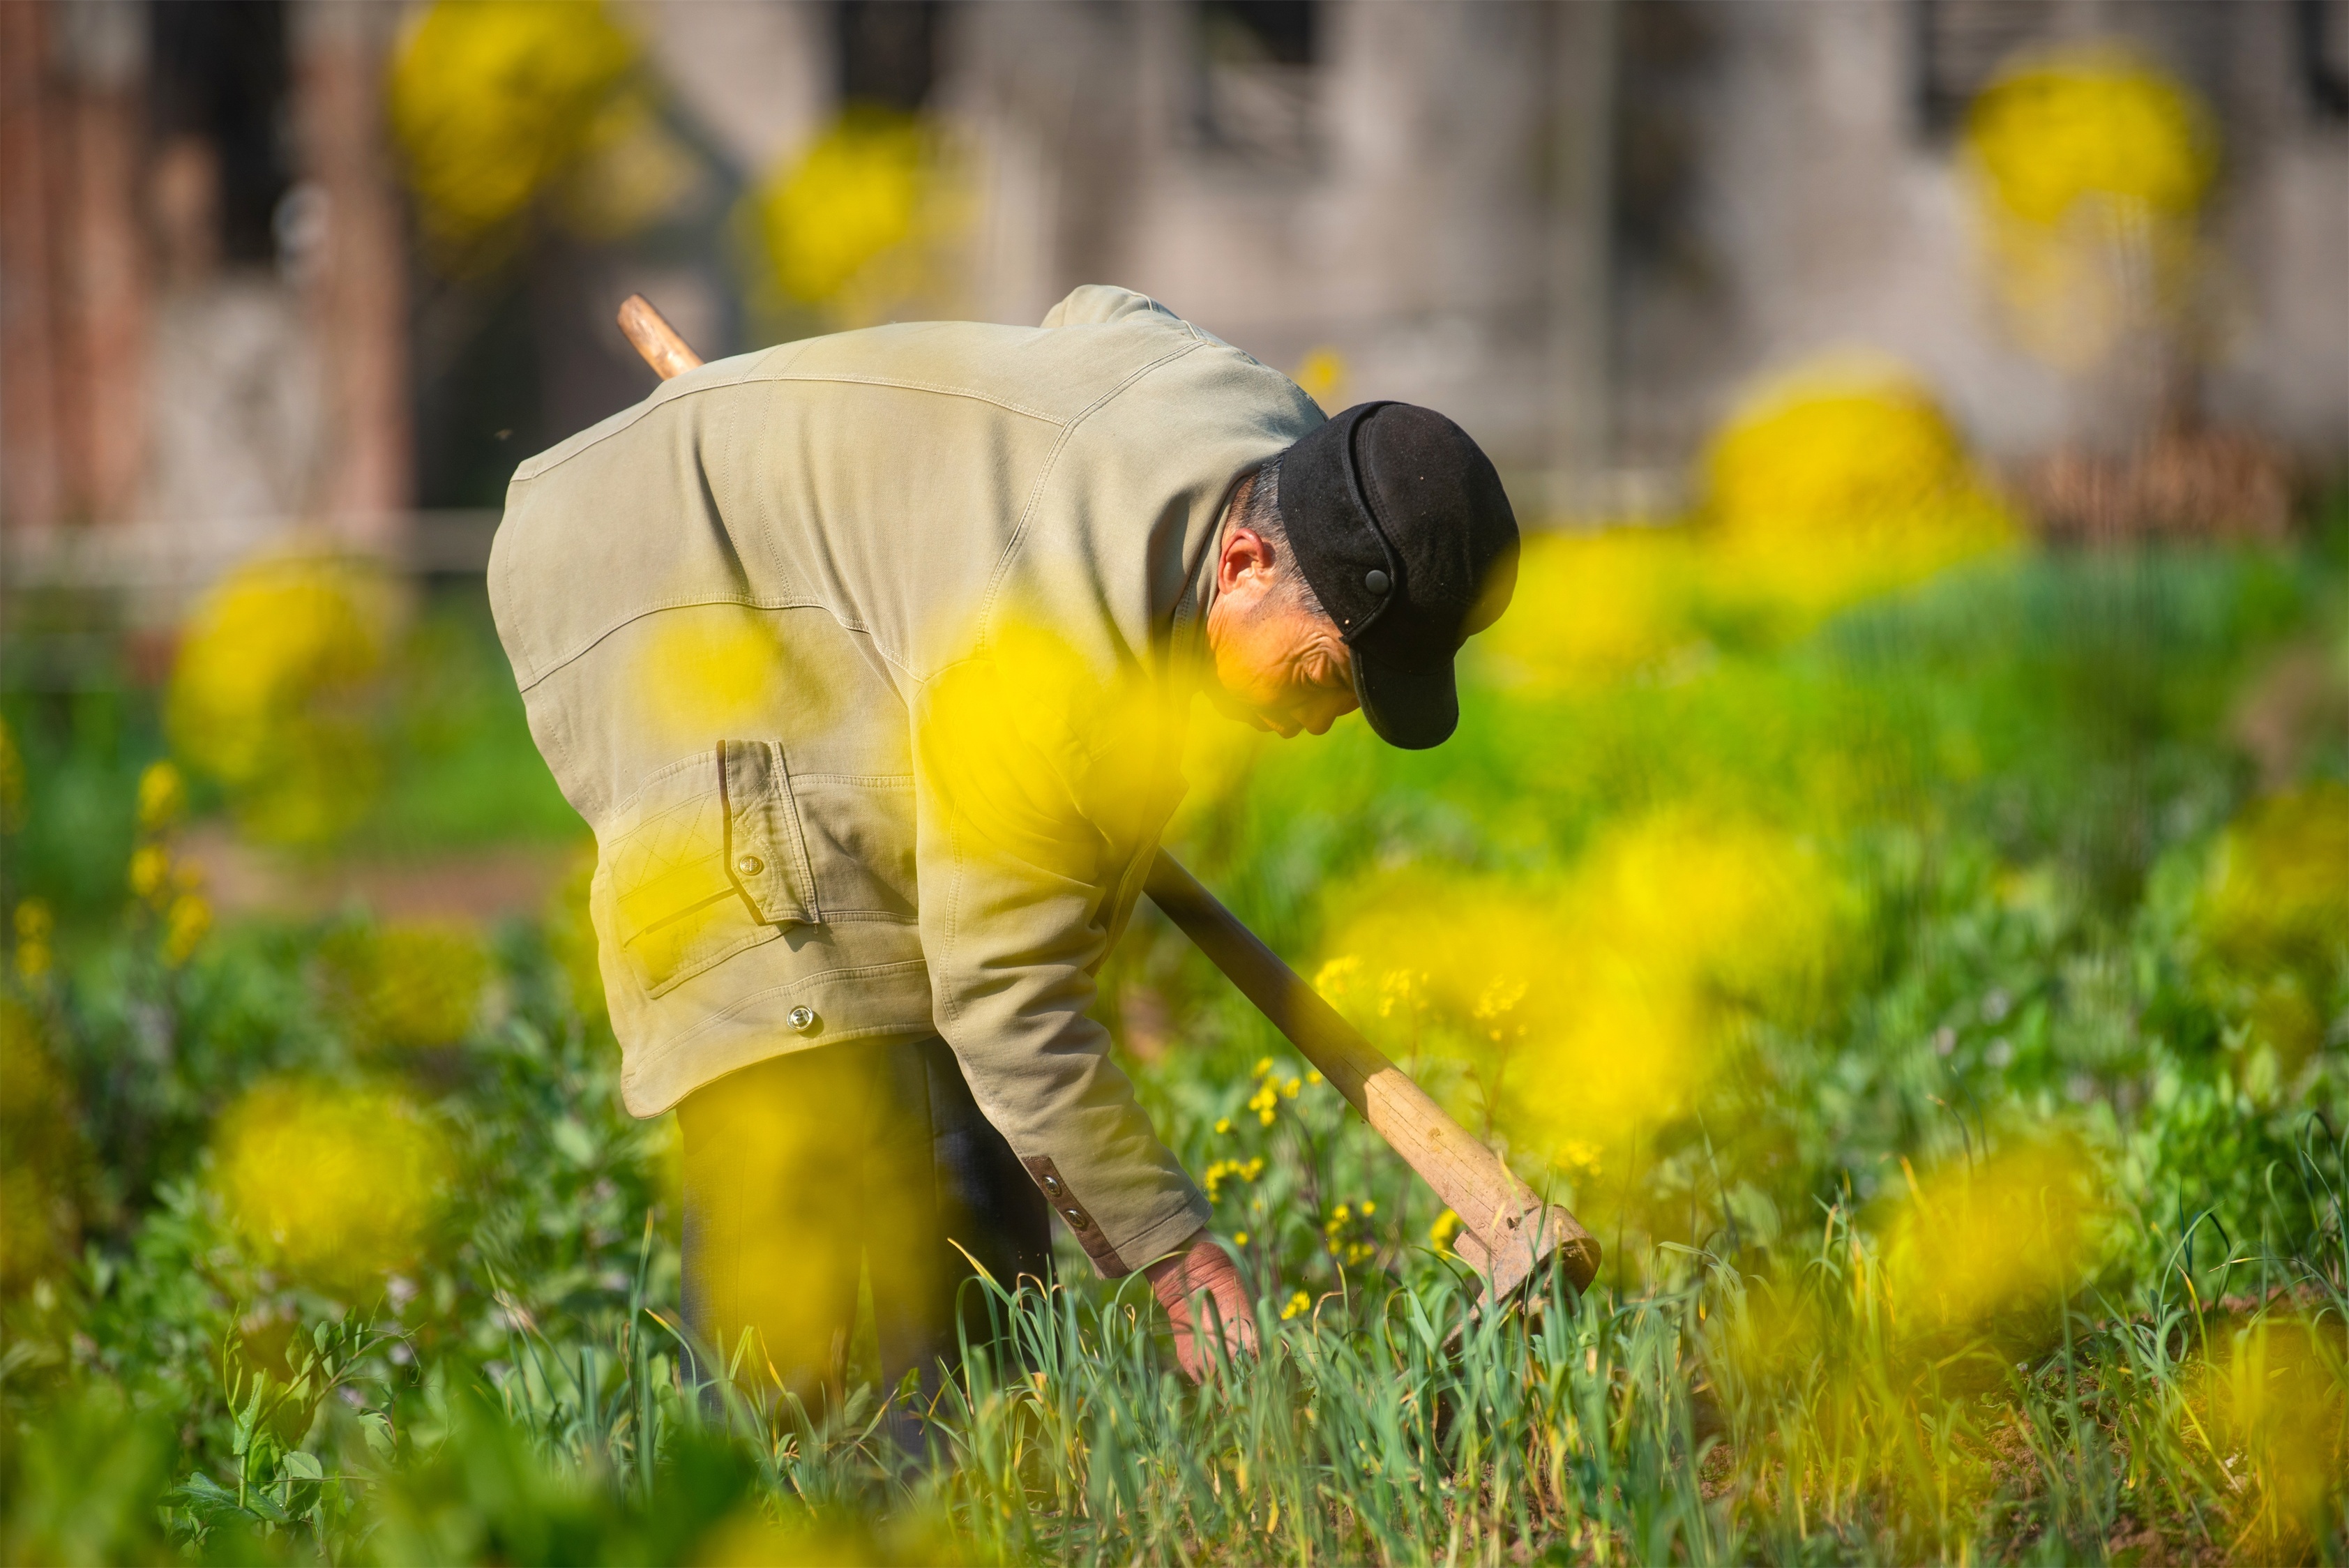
[1201,478,1359,739]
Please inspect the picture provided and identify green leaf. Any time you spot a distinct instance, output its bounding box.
[282,1449,324,1482]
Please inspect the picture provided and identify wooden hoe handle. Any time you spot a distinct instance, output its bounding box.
[614,295,1599,1305]
[617,294,704,379]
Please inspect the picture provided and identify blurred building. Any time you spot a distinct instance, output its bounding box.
[2,0,2344,610]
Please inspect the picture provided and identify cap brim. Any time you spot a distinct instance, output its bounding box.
[1352,646,1459,751]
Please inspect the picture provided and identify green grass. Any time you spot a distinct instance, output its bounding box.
[2,537,2345,1564]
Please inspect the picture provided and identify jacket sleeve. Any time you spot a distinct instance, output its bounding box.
[909,651,1209,1278]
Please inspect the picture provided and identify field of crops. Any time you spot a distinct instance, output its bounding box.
[3,488,2346,1561]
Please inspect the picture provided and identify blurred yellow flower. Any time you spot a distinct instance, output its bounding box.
[12,899,52,983]
[324,922,491,1051]
[214,1080,453,1288]
[1280,1290,1313,1321]
[391,0,641,259]
[1481,527,1701,690]
[1880,1141,2101,1350]
[167,552,393,847]
[750,107,970,326]
[1429,1208,1462,1258]
[1699,357,2016,617]
[2200,782,2349,977]
[1291,347,1349,413]
[1962,47,2216,370]
[2200,1316,2348,1551]
[1326,811,1848,1173]
[1966,47,2214,229]
[162,894,211,969]
[135,761,187,835]
[630,608,824,749]
[128,845,172,905]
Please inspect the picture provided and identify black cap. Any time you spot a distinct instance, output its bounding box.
[1275,402,1519,749]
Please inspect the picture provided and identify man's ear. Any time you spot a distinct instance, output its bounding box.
[1217,527,1274,594]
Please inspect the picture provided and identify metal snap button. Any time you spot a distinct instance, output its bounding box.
[788,1005,817,1033]
[1061,1207,1086,1226]
[1041,1174,1064,1198]
[736,854,764,877]
[1364,568,1391,594]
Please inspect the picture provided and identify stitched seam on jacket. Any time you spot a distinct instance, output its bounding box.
[510,353,1073,484]
[513,595,841,693]
[972,340,1208,644]
[743,372,1068,424]
[509,340,809,481]
[642,958,932,1059]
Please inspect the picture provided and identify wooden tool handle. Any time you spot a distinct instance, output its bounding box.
[618,294,704,380]
[612,294,1599,1301]
[1144,852,1599,1297]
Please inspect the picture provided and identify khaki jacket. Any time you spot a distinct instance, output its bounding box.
[489,286,1322,1274]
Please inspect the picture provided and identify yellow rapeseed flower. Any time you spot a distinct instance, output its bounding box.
[167,552,393,847]
[391,0,640,258]
[128,845,172,905]
[12,900,53,983]
[162,894,211,969]
[2200,782,2349,977]
[1481,527,1701,691]
[1961,47,2216,370]
[1291,347,1349,414]
[1965,47,2214,229]
[1698,356,2016,617]
[325,922,490,1051]
[135,761,187,835]
[749,107,971,327]
[214,1080,453,1288]
[1880,1140,2100,1352]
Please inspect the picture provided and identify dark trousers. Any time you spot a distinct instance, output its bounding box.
[678,1034,1052,1424]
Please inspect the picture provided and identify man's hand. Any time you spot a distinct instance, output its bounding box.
[1145,1230,1257,1381]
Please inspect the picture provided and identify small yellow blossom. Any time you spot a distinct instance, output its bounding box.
[1430,1208,1463,1258]
[1253,1057,1273,1078]
[1232,1231,1249,1246]
[135,761,187,834]
[1280,1290,1312,1322]
[215,1080,453,1288]
[1281,1076,1300,1099]
[163,894,211,968]
[1305,1070,1322,1086]
[128,845,173,904]
[13,899,54,982]
[1214,1117,1232,1136]
[1291,346,1349,413]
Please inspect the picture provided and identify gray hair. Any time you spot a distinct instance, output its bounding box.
[1229,458,1326,617]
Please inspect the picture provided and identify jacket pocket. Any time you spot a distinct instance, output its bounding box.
[787,774,919,921]
[603,743,819,997]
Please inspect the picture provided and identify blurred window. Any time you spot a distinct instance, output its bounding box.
[146,0,290,266]
[1193,0,1320,169]
[1913,0,2055,136]
[2302,0,2349,119]
[838,0,940,112]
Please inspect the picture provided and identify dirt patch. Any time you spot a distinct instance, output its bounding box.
[183,822,579,922]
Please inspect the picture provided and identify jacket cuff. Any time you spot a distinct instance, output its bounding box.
[1022,1155,1210,1278]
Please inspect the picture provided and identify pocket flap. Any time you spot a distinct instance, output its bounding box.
[603,744,817,999]
[717,739,822,927]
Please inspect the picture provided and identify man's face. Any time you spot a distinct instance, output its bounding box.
[1202,525,1359,739]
